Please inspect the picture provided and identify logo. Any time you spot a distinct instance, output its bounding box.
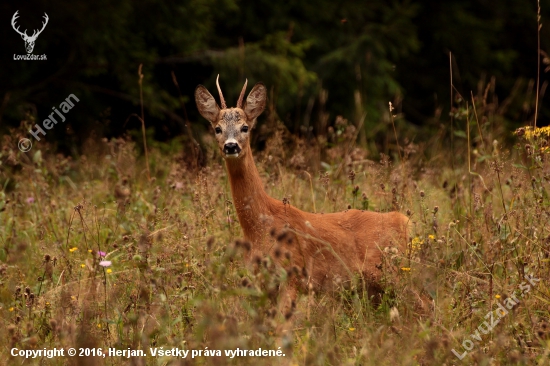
[12,10,48,60]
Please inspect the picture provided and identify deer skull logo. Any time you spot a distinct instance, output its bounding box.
[11,11,49,54]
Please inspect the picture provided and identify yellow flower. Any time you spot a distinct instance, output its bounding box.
[97,323,102,328]
[495,294,501,299]
[516,125,550,139]
[428,235,436,241]
[88,249,92,253]
[106,268,112,274]
[9,307,14,312]
[411,237,424,252]
[69,247,78,253]
[80,264,85,268]
[401,267,411,272]
[349,327,355,331]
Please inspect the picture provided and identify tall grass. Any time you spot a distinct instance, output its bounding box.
[0,90,549,365]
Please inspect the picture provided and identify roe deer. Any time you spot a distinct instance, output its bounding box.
[195,76,410,302]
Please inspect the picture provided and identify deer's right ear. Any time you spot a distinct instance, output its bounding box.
[195,85,220,124]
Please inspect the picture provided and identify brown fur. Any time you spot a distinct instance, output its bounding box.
[195,79,410,296]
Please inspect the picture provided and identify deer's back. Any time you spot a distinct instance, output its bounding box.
[265,201,409,290]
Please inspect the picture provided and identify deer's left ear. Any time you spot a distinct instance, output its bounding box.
[195,85,220,124]
[244,83,267,123]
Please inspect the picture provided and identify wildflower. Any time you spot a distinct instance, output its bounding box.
[411,237,424,252]
[106,268,112,274]
[99,261,111,267]
[428,234,436,241]
[98,251,106,258]
[9,307,14,312]
[69,247,78,253]
[80,264,85,268]
[495,294,501,299]
[97,323,102,328]
[401,267,411,272]
[516,125,550,139]
[26,197,34,204]
[88,249,92,253]
[349,327,355,331]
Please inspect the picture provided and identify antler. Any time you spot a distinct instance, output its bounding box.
[236,79,248,109]
[216,74,227,109]
[11,11,48,40]
[30,13,49,39]
[11,11,27,37]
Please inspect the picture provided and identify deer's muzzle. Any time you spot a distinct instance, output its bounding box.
[223,142,241,157]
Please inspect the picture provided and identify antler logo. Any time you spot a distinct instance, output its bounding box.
[11,10,49,54]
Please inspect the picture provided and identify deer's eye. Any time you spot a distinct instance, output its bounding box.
[215,127,222,134]
[241,125,249,133]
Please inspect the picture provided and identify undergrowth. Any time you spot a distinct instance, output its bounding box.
[1,101,550,365]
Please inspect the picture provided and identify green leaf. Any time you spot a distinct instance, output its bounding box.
[453,130,467,138]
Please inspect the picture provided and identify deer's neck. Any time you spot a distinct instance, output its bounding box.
[225,148,272,242]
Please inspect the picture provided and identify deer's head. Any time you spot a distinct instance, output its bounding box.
[11,11,49,54]
[195,76,266,159]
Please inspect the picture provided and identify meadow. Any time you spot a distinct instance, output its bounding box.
[1,92,550,365]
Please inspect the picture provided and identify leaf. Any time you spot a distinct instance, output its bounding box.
[476,155,491,162]
[512,163,528,170]
[453,130,467,138]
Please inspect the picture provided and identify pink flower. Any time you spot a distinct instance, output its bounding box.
[26,197,34,204]
[99,261,112,267]
[98,251,106,258]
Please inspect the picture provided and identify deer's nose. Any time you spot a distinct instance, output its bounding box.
[224,142,241,155]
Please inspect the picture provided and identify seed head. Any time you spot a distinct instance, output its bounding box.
[206,236,215,250]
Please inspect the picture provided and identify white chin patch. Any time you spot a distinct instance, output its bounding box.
[225,153,239,158]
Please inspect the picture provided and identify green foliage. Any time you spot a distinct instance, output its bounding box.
[1,0,548,151]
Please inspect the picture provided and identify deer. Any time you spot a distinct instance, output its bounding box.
[11,11,49,54]
[195,76,412,311]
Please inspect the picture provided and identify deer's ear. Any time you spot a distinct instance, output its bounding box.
[195,85,220,124]
[244,83,267,122]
